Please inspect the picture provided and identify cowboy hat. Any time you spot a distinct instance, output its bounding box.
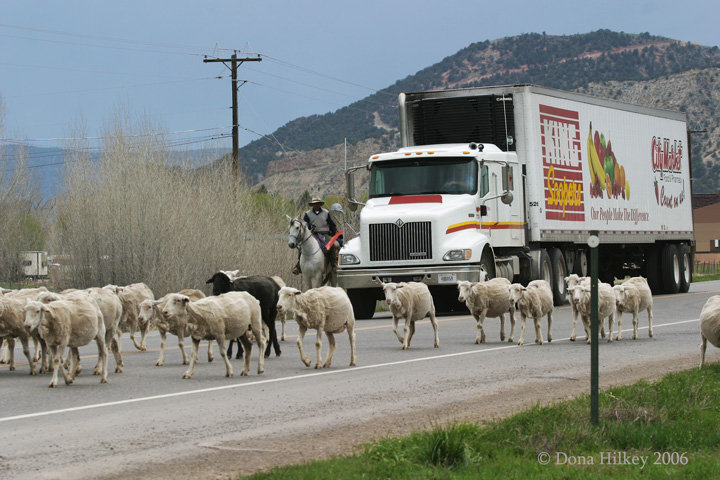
[309,196,324,205]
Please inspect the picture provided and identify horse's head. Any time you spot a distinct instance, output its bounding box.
[286,214,305,249]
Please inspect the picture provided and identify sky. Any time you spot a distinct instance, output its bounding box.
[1,0,719,156]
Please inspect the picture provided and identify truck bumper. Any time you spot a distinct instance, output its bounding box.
[337,265,483,289]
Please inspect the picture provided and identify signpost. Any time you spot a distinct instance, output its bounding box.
[588,231,600,425]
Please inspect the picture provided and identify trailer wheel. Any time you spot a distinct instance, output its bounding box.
[347,289,377,320]
[573,250,588,277]
[678,244,691,293]
[661,243,681,294]
[548,248,568,306]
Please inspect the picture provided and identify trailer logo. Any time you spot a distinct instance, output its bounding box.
[539,105,585,221]
[651,136,686,208]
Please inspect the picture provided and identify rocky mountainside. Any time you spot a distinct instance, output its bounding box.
[239,30,720,200]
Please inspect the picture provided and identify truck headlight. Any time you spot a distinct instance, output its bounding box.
[340,254,360,265]
[443,249,472,261]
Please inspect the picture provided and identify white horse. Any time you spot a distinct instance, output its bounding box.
[286,215,337,291]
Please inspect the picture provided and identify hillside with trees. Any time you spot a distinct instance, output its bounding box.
[240,30,720,197]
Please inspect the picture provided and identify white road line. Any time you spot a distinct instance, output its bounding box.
[0,318,700,424]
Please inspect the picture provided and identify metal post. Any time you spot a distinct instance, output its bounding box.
[590,230,599,425]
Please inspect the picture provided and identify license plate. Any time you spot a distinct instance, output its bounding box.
[438,273,457,284]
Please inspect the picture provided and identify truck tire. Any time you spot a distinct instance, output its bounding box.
[548,248,568,306]
[645,244,663,294]
[538,249,552,286]
[480,249,496,280]
[661,243,681,294]
[347,289,376,320]
[573,250,588,277]
[678,244,692,293]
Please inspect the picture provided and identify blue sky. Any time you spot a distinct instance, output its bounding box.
[1,0,718,152]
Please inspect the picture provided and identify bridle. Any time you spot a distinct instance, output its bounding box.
[288,218,321,256]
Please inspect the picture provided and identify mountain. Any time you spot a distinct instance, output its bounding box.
[239,30,720,199]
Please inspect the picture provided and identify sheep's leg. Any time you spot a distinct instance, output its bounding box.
[533,316,544,345]
[0,338,7,364]
[157,330,167,366]
[392,315,404,344]
[64,347,79,385]
[347,321,356,367]
[475,315,486,344]
[499,314,506,342]
[296,326,311,367]
[20,336,35,375]
[280,315,286,341]
[570,306,578,341]
[546,311,553,343]
[314,328,324,369]
[6,337,15,371]
[239,334,253,376]
[606,313,614,343]
[508,310,516,343]
[226,338,234,358]
[96,333,108,384]
[582,315,591,344]
[36,336,48,374]
[323,332,336,368]
[215,336,234,378]
[616,311,624,341]
[429,310,439,348]
[32,336,41,363]
[405,320,416,349]
[182,338,201,379]
[647,306,654,338]
[129,320,143,351]
[110,335,123,373]
[138,320,149,351]
[517,315,527,346]
[207,339,214,363]
[48,344,63,388]
[700,335,707,368]
[255,329,266,375]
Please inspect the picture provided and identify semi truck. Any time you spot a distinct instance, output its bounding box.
[339,84,694,319]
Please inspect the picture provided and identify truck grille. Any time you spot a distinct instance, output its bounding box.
[369,222,432,261]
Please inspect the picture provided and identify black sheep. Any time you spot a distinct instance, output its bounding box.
[206,273,282,358]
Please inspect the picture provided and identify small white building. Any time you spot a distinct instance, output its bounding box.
[19,251,48,278]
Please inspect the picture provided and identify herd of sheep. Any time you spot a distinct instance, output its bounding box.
[1,270,719,388]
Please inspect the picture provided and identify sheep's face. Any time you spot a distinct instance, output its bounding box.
[564,274,584,290]
[277,287,300,315]
[457,281,474,303]
[569,285,590,306]
[507,284,525,304]
[138,299,157,326]
[162,294,189,320]
[23,300,46,332]
[381,282,400,306]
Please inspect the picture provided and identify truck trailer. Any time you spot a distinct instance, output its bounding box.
[340,84,694,319]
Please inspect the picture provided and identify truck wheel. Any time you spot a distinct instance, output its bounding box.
[661,243,681,294]
[678,244,691,293]
[480,249,496,280]
[645,244,663,294]
[347,289,376,320]
[548,248,568,306]
[573,250,588,276]
[538,249,552,286]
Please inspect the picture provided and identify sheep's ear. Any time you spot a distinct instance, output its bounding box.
[293,290,301,296]
[205,277,214,284]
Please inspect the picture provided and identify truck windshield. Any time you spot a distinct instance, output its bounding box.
[369,157,478,198]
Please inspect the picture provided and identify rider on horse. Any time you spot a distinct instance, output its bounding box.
[292,196,343,275]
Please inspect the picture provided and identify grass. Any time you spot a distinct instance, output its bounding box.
[693,272,720,282]
[244,363,720,479]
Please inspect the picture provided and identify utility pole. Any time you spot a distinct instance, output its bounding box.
[203,52,261,180]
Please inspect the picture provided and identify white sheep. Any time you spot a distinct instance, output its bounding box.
[137,289,210,366]
[162,291,264,378]
[508,280,553,346]
[564,274,589,341]
[0,294,45,374]
[457,278,515,343]
[276,286,356,368]
[568,282,616,343]
[700,295,720,367]
[381,282,438,349]
[613,276,654,341]
[103,282,154,351]
[24,297,108,387]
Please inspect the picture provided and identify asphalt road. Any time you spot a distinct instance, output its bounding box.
[1,280,719,479]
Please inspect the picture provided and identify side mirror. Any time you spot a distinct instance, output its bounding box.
[501,164,514,205]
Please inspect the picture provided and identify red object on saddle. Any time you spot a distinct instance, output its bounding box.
[323,229,346,251]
